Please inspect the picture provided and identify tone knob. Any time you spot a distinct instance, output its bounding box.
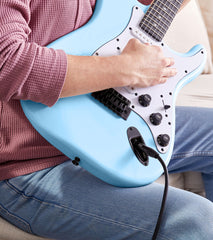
[150,113,162,125]
[157,134,170,147]
[138,94,151,107]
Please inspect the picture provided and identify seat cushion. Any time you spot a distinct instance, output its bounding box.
[0,217,50,240]
[164,0,213,74]
[176,74,213,108]
[198,0,213,62]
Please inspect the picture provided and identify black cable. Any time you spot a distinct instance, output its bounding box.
[137,144,169,240]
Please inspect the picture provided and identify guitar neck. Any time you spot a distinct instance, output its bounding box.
[139,0,184,42]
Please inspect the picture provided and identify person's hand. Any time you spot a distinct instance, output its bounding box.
[61,39,176,98]
[117,38,177,88]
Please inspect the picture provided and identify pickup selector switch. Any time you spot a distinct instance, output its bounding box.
[150,113,162,125]
[164,105,171,110]
[157,134,170,147]
[138,94,151,107]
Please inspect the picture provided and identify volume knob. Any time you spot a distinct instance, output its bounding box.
[150,113,162,126]
[157,134,170,147]
[138,94,151,107]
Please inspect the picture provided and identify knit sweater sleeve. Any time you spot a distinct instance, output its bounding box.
[0,0,67,107]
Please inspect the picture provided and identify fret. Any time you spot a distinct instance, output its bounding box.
[143,16,168,36]
[147,7,171,27]
[139,0,184,41]
[142,18,166,37]
[158,1,179,20]
[148,10,170,28]
[163,0,179,11]
[146,13,169,29]
[151,5,173,24]
[142,24,162,41]
[152,1,176,24]
[165,1,181,11]
[159,0,178,12]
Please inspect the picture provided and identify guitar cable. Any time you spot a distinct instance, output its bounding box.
[137,144,169,240]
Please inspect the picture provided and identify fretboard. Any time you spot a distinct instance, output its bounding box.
[139,0,184,42]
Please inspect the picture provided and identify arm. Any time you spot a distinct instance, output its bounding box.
[1,0,172,104]
[0,0,67,106]
[60,0,191,98]
[60,41,176,98]
[0,0,186,104]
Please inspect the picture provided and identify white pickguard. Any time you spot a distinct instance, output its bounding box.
[94,6,205,153]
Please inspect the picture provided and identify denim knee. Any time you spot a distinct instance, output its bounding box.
[160,189,213,240]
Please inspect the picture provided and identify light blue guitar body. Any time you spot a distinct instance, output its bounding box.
[21,0,206,187]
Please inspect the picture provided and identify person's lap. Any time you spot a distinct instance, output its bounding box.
[169,106,213,201]
[1,106,213,240]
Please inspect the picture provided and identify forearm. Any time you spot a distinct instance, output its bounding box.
[60,54,128,98]
[0,40,67,106]
[60,39,177,98]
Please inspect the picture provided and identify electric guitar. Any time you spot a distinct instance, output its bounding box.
[21,0,206,187]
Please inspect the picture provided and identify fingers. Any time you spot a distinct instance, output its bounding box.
[162,67,177,77]
[156,68,176,85]
[121,39,177,88]
[160,58,176,84]
[163,57,175,67]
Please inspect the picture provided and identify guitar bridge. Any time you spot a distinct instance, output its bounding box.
[92,88,131,120]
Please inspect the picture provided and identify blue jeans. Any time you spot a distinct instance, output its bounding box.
[1,106,213,240]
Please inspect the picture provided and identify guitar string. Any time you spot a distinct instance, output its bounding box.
[146,0,177,30]
[142,18,165,38]
[140,1,174,40]
[140,0,183,40]
[145,13,168,32]
[141,7,166,40]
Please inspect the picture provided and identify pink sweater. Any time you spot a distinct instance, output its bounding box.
[0,0,96,180]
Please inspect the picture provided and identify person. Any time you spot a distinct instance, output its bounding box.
[0,0,213,239]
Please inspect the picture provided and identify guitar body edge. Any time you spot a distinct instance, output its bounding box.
[20,0,206,187]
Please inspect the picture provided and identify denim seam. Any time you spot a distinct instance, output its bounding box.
[171,151,213,160]
[5,180,172,240]
[0,203,33,233]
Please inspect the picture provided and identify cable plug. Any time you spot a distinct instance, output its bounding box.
[138,144,160,159]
